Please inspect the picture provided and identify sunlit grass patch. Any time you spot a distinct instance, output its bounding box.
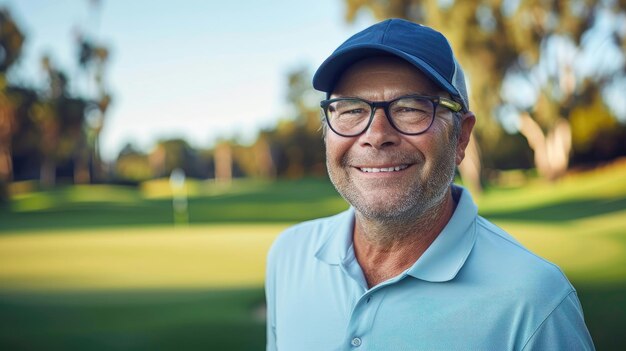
[0,225,287,292]
[9,184,143,212]
[477,160,626,214]
[494,213,626,284]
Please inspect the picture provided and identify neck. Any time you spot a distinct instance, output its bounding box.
[353,188,456,288]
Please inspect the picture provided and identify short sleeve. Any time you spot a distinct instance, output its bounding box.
[522,291,595,351]
[265,242,278,351]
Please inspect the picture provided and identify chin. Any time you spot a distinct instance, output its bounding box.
[350,192,423,220]
[349,181,452,221]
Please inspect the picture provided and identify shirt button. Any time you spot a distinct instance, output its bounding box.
[351,337,362,347]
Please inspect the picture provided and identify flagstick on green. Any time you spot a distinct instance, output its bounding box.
[169,168,189,226]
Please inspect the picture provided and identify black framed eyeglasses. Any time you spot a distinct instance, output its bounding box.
[320,95,462,137]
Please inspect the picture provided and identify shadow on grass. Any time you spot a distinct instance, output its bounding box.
[575,281,626,350]
[1,283,624,350]
[481,197,626,223]
[0,288,266,351]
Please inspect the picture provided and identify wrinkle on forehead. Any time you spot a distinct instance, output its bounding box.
[331,56,443,100]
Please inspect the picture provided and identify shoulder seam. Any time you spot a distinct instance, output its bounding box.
[520,290,577,351]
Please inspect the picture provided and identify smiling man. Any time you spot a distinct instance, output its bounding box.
[265,19,594,350]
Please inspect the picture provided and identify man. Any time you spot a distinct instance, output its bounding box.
[265,19,594,350]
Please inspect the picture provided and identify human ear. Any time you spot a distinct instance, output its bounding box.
[455,111,476,165]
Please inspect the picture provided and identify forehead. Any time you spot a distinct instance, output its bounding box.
[331,56,441,98]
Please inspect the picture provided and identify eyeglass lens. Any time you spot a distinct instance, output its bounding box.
[325,97,435,136]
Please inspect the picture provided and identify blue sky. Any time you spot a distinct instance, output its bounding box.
[2,0,374,161]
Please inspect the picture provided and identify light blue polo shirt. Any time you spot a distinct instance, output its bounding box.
[265,186,594,350]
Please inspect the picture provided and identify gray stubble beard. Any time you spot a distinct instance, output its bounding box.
[326,138,458,232]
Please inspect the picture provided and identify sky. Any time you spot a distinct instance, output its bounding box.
[2,0,375,161]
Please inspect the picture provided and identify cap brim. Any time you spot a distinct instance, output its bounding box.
[312,44,459,100]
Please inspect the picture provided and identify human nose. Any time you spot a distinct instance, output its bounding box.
[359,108,401,149]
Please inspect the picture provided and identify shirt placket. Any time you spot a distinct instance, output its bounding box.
[344,278,400,350]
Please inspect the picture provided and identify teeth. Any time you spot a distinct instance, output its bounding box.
[360,165,408,173]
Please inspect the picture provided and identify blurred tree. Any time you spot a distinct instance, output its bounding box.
[343,0,626,182]
[5,86,38,182]
[148,138,205,179]
[115,143,153,183]
[33,56,66,187]
[261,66,326,178]
[75,0,112,183]
[231,66,325,180]
[15,55,94,188]
[214,141,233,184]
[569,89,626,164]
[0,5,111,192]
[496,1,626,179]
[220,141,259,179]
[0,8,23,73]
[252,133,277,179]
[0,8,25,201]
[343,0,497,192]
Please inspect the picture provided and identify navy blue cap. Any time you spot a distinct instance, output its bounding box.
[313,19,469,112]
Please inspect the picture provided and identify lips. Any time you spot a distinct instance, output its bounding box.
[358,164,409,173]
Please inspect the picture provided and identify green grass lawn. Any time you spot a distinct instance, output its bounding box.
[1,178,349,231]
[1,164,625,350]
[0,288,267,351]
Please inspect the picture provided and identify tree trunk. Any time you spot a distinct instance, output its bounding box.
[73,132,90,184]
[149,145,166,178]
[0,145,12,182]
[254,138,276,179]
[74,153,90,184]
[215,143,232,185]
[0,144,11,204]
[91,132,102,182]
[0,95,14,183]
[41,158,56,187]
[518,112,571,180]
[545,118,571,179]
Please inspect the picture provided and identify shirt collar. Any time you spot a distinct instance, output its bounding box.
[315,186,478,282]
[314,207,355,265]
[406,186,478,282]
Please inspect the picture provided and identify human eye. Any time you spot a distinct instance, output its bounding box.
[394,97,431,113]
[333,100,369,118]
[342,108,366,115]
[393,106,420,114]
